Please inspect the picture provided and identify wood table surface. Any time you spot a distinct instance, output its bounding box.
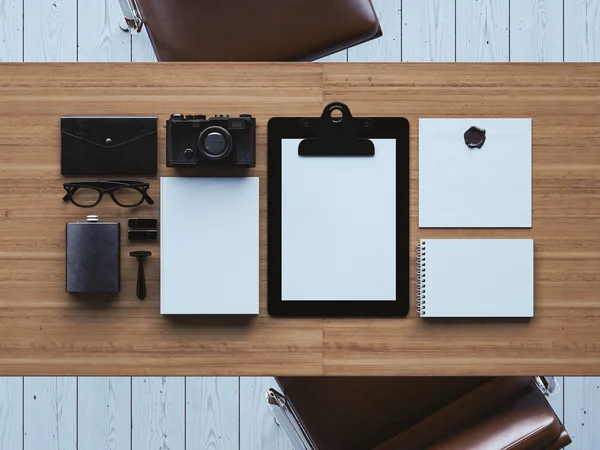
[0,63,599,376]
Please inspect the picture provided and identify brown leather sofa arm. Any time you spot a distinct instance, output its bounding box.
[545,428,572,450]
[275,376,492,450]
[373,378,570,450]
[131,0,383,61]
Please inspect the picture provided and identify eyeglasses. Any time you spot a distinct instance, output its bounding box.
[63,180,154,208]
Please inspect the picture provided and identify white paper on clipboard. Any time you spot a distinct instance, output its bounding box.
[281,138,396,301]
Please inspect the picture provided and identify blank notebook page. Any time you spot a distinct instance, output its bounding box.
[418,239,534,318]
[160,177,259,315]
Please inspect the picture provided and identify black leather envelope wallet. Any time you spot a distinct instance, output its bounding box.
[61,116,157,176]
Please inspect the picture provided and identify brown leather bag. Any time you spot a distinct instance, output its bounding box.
[272,377,571,450]
[121,0,382,61]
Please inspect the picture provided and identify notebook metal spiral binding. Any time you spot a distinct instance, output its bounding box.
[416,241,426,315]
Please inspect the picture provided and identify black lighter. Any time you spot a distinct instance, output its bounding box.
[66,215,120,293]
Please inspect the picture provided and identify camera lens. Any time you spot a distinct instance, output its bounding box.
[205,133,226,154]
[198,126,232,160]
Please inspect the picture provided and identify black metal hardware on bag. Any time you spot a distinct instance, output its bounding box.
[297,102,376,156]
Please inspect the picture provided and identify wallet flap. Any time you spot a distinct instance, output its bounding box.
[61,116,157,148]
[61,116,157,176]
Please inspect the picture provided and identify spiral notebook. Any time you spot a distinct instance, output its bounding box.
[417,239,534,318]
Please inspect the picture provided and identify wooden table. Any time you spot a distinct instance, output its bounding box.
[1,63,599,376]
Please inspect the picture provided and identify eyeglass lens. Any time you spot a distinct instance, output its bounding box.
[112,187,144,207]
[71,188,101,207]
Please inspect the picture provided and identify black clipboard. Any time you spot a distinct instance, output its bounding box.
[268,102,410,317]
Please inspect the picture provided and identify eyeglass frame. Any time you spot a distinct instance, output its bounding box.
[62,180,155,208]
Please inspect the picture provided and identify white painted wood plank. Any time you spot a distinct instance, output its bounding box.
[456,0,510,61]
[23,0,77,62]
[0,0,23,61]
[78,0,131,62]
[316,50,347,62]
[348,0,401,62]
[78,377,131,450]
[24,377,77,450]
[0,377,23,449]
[131,27,157,62]
[564,376,600,449]
[402,0,456,61]
[240,377,292,450]
[565,0,600,61]
[132,377,185,450]
[510,0,563,61]
[546,376,565,423]
[186,377,239,450]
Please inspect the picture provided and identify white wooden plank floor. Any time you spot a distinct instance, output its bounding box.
[78,377,131,450]
[1,0,599,448]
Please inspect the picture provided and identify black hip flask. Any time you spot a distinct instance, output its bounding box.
[66,215,120,293]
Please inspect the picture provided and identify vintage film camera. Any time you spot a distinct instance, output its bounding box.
[166,114,256,167]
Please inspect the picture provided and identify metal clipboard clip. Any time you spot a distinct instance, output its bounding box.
[298,102,376,156]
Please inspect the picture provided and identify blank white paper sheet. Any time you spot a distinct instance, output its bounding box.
[419,118,532,228]
[281,138,396,301]
[160,177,259,314]
[418,239,534,318]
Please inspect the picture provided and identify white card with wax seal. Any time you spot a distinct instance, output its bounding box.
[419,118,532,228]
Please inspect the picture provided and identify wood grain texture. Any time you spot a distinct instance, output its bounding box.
[565,0,600,61]
[510,0,564,61]
[456,0,510,61]
[23,0,76,62]
[24,377,77,450]
[348,0,401,62]
[0,377,22,449]
[132,377,184,450]
[186,377,239,450]
[402,0,455,61]
[240,377,292,450]
[0,63,599,375]
[77,0,131,62]
[78,377,131,450]
[131,27,157,62]
[0,0,23,61]
[564,377,600,449]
